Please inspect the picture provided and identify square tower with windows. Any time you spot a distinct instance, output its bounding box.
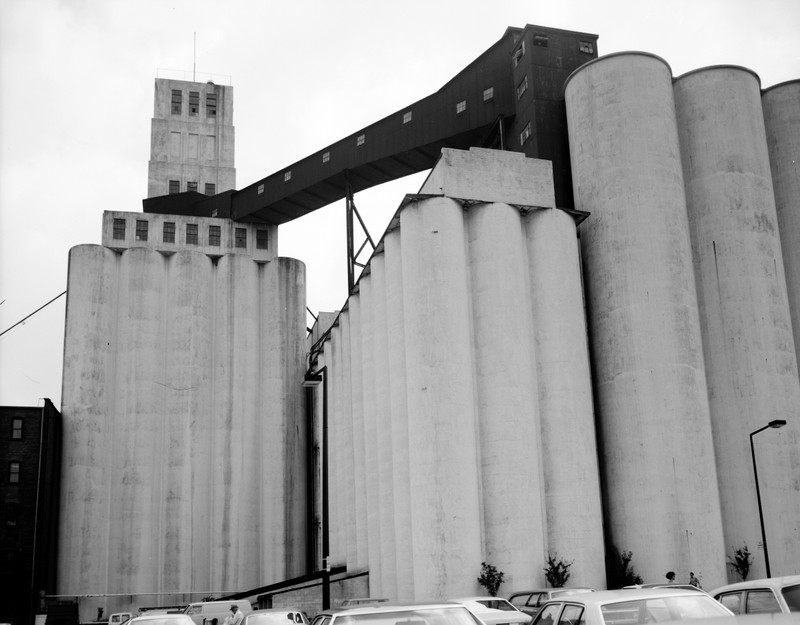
[147,78,236,198]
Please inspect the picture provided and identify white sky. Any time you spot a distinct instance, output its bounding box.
[1,0,798,408]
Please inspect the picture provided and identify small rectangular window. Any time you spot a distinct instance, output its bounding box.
[206,93,217,117]
[456,100,466,114]
[513,42,525,67]
[209,225,221,247]
[163,222,176,243]
[517,75,528,100]
[403,111,412,124]
[11,418,22,440]
[135,220,148,242]
[533,35,549,47]
[169,180,180,194]
[356,134,365,146]
[204,183,216,196]
[171,89,182,115]
[284,171,292,182]
[520,122,532,146]
[187,181,198,193]
[579,41,594,54]
[483,87,494,101]
[113,218,126,240]
[322,151,330,163]
[189,91,199,116]
[256,229,268,250]
[186,223,198,245]
[9,462,20,484]
[235,228,247,248]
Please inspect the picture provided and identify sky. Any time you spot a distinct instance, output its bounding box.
[1,0,798,408]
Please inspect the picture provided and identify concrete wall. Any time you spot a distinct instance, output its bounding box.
[59,241,306,619]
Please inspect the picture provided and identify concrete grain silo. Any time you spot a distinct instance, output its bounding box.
[763,80,800,370]
[674,67,800,578]
[565,53,727,587]
[59,218,307,615]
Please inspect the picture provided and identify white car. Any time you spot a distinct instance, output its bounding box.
[450,597,532,625]
[127,615,195,625]
[243,610,309,625]
[709,575,800,615]
[309,604,484,625]
[530,588,733,625]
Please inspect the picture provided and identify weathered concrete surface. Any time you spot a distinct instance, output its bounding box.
[675,67,800,578]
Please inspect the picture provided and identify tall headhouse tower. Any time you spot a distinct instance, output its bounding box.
[147,78,235,198]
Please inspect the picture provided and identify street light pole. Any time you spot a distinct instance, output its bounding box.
[749,419,787,578]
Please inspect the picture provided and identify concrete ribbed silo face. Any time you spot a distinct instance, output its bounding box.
[465,201,547,590]
[763,80,800,370]
[400,196,482,599]
[674,68,800,578]
[565,53,726,587]
[524,208,605,589]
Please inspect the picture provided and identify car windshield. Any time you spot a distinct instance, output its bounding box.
[335,607,483,625]
[781,584,800,612]
[475,600,516,612]
[599,595,730,624]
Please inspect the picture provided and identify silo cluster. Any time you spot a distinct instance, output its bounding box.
[314,148,606,600]
[566,54,800,585]
[59,244,307,609]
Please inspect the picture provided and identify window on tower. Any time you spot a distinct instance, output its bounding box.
[256,229,268,250]
[163,222,176,243]
[11,418,22,440]
[187,181,198,192]
[189,91,199,116]
[206,93,217,117]
[8,462,20,484]
[136,220,148,242]
[204,183,216,196]
[113,218,126,240]
[168,180,180,194]
[186,223,198,245]
[171,89,182,115]
[235,228,247,248]
[209,225,221,247]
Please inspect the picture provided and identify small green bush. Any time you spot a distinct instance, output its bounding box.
[477,561,505,596]
[728,544,752,581]
[544,554,573,588]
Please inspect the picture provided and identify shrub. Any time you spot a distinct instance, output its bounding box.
[544,554,573,588]
[477,561,505,596]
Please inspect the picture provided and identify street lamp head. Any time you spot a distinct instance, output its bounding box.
[768,419,787,429]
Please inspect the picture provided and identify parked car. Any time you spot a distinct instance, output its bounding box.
[310,603,483,625]
[340,599,390,607]
[450,596,532,625]
[509,589,595,618]
[623,584,706,593]
[709,575,800,615]
[529,588,732,625]
[243,610,309,625]
[109,613,134,625]
[127,615,195,625]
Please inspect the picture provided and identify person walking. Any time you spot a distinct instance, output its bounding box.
[690,572,702,589]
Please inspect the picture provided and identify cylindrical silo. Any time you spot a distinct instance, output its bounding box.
[400,196,482,599]
[357,274,383,595]
[524,207,606,589]
[162,250,215,591]
[763,80,800,372]
[59,244,119,595]
[674,67,800,578]
[370,252,399,600]
[565,52,726,587]
[383,228,415,601]
[111,247,165,593]
[347,296,369,571]
[465,201,547,590]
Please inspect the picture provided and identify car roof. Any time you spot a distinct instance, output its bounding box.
[540,588,720,607]
[709,575,800,596]
[510,588,594,595]
[452,597,513,603]
[131,617,193,623]
[328,604,462,616]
